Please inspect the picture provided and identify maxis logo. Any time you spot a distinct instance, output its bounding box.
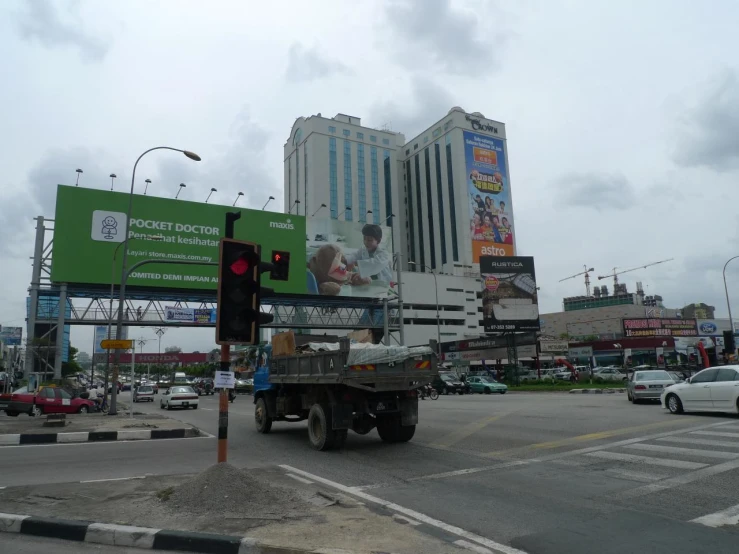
[269,218,295,230]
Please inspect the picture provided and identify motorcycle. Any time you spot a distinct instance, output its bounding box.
[419,384,439,400]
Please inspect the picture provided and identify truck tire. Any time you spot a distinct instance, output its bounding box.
[307,403,337,451]
[255,397,272,434]
[376,413,415,443]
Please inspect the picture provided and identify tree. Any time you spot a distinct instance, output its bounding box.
[62,346,83,378]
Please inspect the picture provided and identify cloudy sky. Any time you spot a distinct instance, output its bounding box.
[2,0,739,354]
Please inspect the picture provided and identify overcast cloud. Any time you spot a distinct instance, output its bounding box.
[2,0,739,354]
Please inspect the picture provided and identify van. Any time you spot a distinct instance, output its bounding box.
[173,372,187,385]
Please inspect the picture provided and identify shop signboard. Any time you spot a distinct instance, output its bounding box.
[568,346,593,358]
[480,256,539,332]
[442,344,537,362]
[540,340,568,353]
[623,318,698,338]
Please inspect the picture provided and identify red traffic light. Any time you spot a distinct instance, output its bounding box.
[274,253,281,262]
[230,257,250,275]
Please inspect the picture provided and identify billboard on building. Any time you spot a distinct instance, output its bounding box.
[93,325,129,354]
[480,256,539,332]
[464,131,514,262]
[622,318,698,338]
[0,327,22,346]
[306,218,394,297]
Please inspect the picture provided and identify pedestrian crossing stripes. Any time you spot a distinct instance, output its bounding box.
[622,442,739,459]
[586,450,708,469]
[656,436,739,448]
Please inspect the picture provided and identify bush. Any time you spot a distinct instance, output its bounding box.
[593,376,605,384]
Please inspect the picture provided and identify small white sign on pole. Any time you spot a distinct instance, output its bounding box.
[214,371,235,389]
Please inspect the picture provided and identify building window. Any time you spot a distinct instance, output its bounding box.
[343,140,353,220]
[293,128,303,145]
[383,149,392,225]
[434,143,447,265]
[329,126,336,134]
[414,144,418,150]
[382,138,390,145]
[329,138,338,218]
[423,136,429,144]
[405,149,410,155]
[357,132,364,140]
[405,159,415,265]
[371,147,380,224]
[446,141,459,261]
[414,154,425,271]
[432,127,442,138]
[370,135,377,143]
[424,148,436,269]
[358,144,366,222]
[343,129,350,137]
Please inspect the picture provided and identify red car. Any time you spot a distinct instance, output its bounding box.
[1,387,96,417]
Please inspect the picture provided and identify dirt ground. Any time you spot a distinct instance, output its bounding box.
[0,413,199,435]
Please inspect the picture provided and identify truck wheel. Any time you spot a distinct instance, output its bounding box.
[307,404,336,451]
[377,413,414,443]
[255,397,272,434]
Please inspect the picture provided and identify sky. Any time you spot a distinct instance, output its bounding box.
[2,0,739,355]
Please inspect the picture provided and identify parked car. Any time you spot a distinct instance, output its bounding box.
[133,385,155,402]
[662,365,739,415]
[593,367,628,382]
[626,369,676,403]
[0,386,96,417]
[432,373,467,395]
[160,386,199,410]
[467,376,507,394]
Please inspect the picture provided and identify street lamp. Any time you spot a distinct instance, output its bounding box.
[723,256,739,351]
[336,206,352,219]
[75,168,83,186]
[109,173,117,191]
[311,204,327,217]
[233,192,244,206]
[205,188,217,203]
[408,261,441,353]
[110,146,201,415]
[262,196,275,210]
[382,213,395,224]
[144,179,152,195]
[175,183,186,199]
[288,199,301,214]
[365,209,373,223]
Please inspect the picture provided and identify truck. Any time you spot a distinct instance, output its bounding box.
[252,339,437,451]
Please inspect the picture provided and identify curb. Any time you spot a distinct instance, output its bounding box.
[0,427,200,447]
[569,388,626,394]
[0,512,375,553]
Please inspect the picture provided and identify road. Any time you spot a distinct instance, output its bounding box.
[2,392,739,553]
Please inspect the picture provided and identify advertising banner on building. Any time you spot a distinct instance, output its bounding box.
[623,318,698,337]
[93,325,129,354]
[164,306,216,324]
[443,344,537,362]
[306,217,394,298]
[540,340,569,353]
[568,346,593,358]
[464,131,514,262]
[480,256,539,332]
[0,327,22,346]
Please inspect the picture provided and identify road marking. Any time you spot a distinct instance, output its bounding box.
[691,503,739,528]
[691,430,739,438]
[604,468,666,482]
[430,413,512,449]
[407,460,530,482]
[455,539,495,553]
[618,457,739,499]
[80,476,146,483]
[585,451,708,470]
[656,436,739,449]
[285,473,313,485]
[393,514,421,526]
[623,443,739,459]
[280,464,529,554]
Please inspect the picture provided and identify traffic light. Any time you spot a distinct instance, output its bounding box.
[270,250,290,281]
[723,330,736,355]
[216,239,262,345]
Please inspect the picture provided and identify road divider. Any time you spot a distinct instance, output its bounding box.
[0,427,202,447]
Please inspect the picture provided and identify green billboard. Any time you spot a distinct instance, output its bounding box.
[51,186,306,293]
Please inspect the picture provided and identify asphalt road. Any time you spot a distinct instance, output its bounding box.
[2,391,739,554]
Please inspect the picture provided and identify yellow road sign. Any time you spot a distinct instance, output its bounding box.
[100,339,133,350]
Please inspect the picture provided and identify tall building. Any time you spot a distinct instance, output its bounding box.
[284,114,405,249]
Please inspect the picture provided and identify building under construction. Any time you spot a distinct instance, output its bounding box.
[563,282,664,312]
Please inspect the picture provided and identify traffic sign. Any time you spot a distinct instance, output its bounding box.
[214,370,235,389]
[100,339,133,350]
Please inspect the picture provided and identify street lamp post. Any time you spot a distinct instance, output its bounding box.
[75,168,83,186]
[109,173,117,191]
[262,196,275,210]
[233,192,244,206]
[144,179,152,195]
[110,147,200,415]
[205,188,217,203]
[175,183,186,199]
[723,256,739,355]
[408,261,440,353]
[288,199,301,214]
[311,204,327,217]
[336,206,352,219]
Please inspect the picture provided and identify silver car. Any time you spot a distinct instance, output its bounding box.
[627,370,676,403]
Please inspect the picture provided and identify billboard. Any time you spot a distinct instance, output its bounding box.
[464,131,514,262]
[93,325,129,354]
[164,306,216,324]
[51,186,305,293]
[622,318,698,338]
[0,327,22,346]
[306,218,394,298]
[480,256,539,332]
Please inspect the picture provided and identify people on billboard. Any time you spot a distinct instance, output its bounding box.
[344,224,393,284]
[470,212,485,240]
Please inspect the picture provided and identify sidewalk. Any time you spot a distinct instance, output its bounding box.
[0,465,461,554]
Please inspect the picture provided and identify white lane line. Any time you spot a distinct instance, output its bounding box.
[80,476,146,483]
[455,539,495,553]
[623,443,739,459]
[408,460,529,482]
[280,464,529,554]
[656,436,739,449]
[619,457,739,499]
[393,514,422,526]
[285,473,313,485]
[604,468,666,483]
[586,451,707,470]
[691,430,739,438]
[690,503,739,528]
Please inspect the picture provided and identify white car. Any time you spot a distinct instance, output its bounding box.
[661,365,739,415]
[133,385,155,402]
[160,386,199,410]
[593,367,628,382]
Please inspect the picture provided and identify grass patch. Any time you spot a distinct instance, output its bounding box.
[157,486,175,502]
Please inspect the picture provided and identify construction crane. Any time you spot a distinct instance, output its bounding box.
[597,258,674,287]
[559,265,595,296]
